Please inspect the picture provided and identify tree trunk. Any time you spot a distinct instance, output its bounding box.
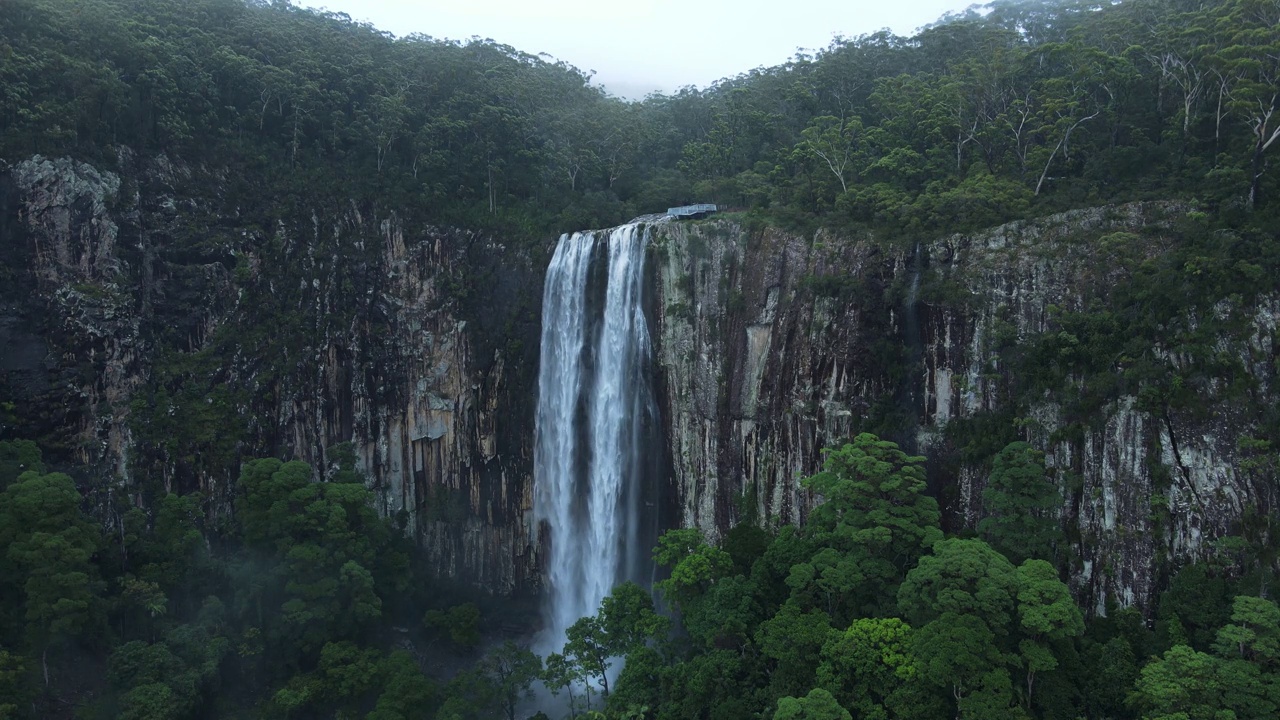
[487,166,496,214]
[1036,113,1098,196]
[291,114,300,168]
[1035,137,1066,196]
[1249,146,1265,211]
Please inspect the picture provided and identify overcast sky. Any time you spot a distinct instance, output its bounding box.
[295,0,982,99]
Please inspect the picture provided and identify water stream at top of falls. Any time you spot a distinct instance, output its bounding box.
[533,222,661,655]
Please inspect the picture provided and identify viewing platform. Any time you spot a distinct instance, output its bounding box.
[666,203,718,219]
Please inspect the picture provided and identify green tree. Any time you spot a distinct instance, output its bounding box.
[233,457,405,660]
[755,600,834,699]
[794,434,943,621]
[138,493,208,593]
[1209,0,1280,208]
[1028,41,1129,196]
[106,623,228,720]
[682,574,762,650]
[366,650,438,720]
[477,641,542,720]
[561,619,617,699]
[795,115,864,193]
[1015,559,1084,708]
[657,650,761,720]
[119,577,168,642]
[119,682,183,720]
[1129,644,1278,720]
[314,640,383,711]
[0,471,103,686]
[775,688,852,720]
[559,582,668,701]
[1082,635,1140,719]
[898,539,1024,717]
[1155,563,1234,652]
[911,613,1020,719]
[608,646,666,717]
[816,617,917,720]
[1214,595,1280,668]
[425,603,482,650]
[0,649,31,719]
[898,539,1020,631]
[542,651,588,717]
[654,529,733,611]
[235,458,310,551]
[598,582,670,654]
[978,442,1062,564]
[0,440,43,490]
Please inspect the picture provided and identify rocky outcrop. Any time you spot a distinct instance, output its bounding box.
[648,205,1277,613]
[0,157,141,482]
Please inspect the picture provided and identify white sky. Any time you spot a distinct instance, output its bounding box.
[296,0,982,99]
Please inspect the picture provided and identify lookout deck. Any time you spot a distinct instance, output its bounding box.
[666,203,718,219]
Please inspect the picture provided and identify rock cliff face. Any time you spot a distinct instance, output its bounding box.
[0,155,545,594]
[252,208,544,594]
[648,223,888,535]
[4,153,1274,611]
[916,205,1278,612]
[647,206,1277,612]
[0,157,141,484]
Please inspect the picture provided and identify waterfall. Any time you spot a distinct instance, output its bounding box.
[899,242,926,453]
[533,222,661,654]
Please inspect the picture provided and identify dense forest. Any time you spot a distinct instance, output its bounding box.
[3,0,1279,236]
[5,431,1280,719]
[2,0,1280,718]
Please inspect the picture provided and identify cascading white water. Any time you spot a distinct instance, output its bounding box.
[533,222,659,654]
